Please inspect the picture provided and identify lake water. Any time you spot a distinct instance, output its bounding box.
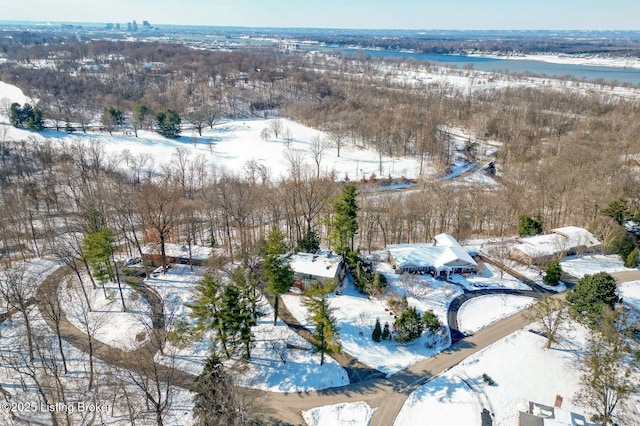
[337,48,640,85]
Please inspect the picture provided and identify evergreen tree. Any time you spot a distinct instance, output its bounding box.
[577,309,638,425]
[132,102,149,136]
[372,318,382,342]
[156,109,182,138]
[422,309,442,333]
[394,306,424,343]
[601,198,630,225]
[261,228,293,326]
[382,322,391,340]
[543,259,562,286]
[83,227,126,311]
[189,274,231,357]
[624,247,639,268]
[303,286,341,365]
[297,228,320,253]
[191,352,241,426]
[9,102,44,130]
[518,214,543,237]
[329,183,359,258]
[566,272,620,327]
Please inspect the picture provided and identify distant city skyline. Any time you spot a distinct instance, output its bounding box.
[1,0,639,31]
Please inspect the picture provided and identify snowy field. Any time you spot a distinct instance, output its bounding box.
[395,323,603,426]
[457,295,535,335]
[0,80,432,181]
[560,254,638,278]
[302,401,375,426]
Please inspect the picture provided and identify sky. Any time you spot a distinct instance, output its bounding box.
[1,0,639,31]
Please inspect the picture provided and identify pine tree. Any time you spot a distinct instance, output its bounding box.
[624,247,639,268]
[297,228,321,253]
[382,322,391,340]
[189,274,231,357]
[329,183,358,258]
[566,272,620,327]
[191,352,240,426]
[83,227,126,311]
[543,259,562,286]
[372,318,382,342]
[262,228,293,326]
[303,287,341,365]
[394,306,424,343]
[422,309,442,333]
[155,109,182,138]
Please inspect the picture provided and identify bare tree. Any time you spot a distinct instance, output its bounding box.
[269,118,283,139]
[309,135,326,178]
[67,280,106,391]
[0,267,38,361]
[136,179,181,273]
[525,296,567,349]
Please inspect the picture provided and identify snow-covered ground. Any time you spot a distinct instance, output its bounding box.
[560,253,638,278]
[457,295,535,335]
[473,52,640,70]
[395,323,597,426]
[282,274,452,376]
[0,80,432,182]
[147,264,349,392]
[59,277,153,351]
[303,401,375,426]
[619,280,640,311]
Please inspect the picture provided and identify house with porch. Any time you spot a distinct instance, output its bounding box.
[387,233,478,278]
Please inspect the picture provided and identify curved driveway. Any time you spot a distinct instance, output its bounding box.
[29,262,640,426]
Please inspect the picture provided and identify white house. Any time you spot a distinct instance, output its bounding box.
[510,226,601,265]
[387,234,478,277]
[289,251,344,289]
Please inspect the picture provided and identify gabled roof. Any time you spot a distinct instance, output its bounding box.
[387,234,477,271]
[512,226,600,259]
[290,251,343,279]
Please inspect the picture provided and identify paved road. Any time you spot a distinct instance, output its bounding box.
[28,263,640,425]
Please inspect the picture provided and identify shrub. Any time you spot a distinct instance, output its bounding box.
[372,318,382,342]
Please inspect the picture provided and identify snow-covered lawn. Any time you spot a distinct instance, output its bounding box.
[395,323,596,426]
[457,295,536,335]
[619,280,640,311]
[560,254,637,278]
[394,374,482,426]
[303,401,375,426]
[59,277,152,351]
[282,277,451,376]
[148,265,348,392]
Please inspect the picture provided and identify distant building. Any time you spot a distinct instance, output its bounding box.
[387,234,478,277]
[510,226,601,266]
[290,251,344,289]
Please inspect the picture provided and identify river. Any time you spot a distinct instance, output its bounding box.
[336,48,640,85]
